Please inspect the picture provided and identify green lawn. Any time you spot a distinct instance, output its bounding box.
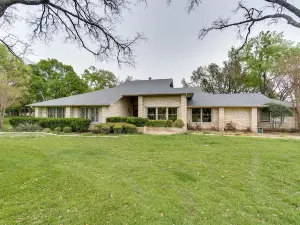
[1,134,300,224]
[2,116,11,129]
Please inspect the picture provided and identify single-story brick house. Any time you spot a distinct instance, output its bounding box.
[29,78,297,131]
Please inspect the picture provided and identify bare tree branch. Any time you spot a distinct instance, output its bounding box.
[0,0,145,65]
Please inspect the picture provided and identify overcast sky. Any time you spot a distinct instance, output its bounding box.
[11,0,300,86]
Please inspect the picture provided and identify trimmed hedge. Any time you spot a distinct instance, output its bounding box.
[54,127,62,132]
[63,127,72,133]
[96,122,137,134]
[106,117,127,123]
[9,117,91,132]
[91,127,100,134]
[113,124,123,134]
[106,116,149,127]
[123,124,137,134]
[100,124,110,134]
[173,119,185,128]
[125,117,149,127]
[146,120,173,127]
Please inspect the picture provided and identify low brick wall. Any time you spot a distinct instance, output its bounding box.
[142,127,185,135]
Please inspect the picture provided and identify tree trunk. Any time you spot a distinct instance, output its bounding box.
[0,108,5,130]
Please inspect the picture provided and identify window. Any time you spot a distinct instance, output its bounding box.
[158,108,167,120]
[191,108,212,122]
[80,108,99,122]
[202,108,212,122]
[260,109,270,122]
[168,108,178,121]
[192,108,201,122]
[147,108,156,120]
[47,107,65,118]
[147,107,178,120]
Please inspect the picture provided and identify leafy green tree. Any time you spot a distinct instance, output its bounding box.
[182,48,254,94]
[0,44,29,128]
[241,31,290,97]
[266,103,293,129]
[30,59,89,101]
[82,66,119,91]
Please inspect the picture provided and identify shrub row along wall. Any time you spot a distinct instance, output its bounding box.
[94,122,137,134]
[106,117,185,128]
[9,117,91,132]
[106,117,149,127]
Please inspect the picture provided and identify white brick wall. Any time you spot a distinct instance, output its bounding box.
[224,107,251,130]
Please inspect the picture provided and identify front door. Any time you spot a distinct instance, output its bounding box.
[133,105,138,117]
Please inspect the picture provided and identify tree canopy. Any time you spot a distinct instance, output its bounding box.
[29,59,89,101]
[82,66,119,91]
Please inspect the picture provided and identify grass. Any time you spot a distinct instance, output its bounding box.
[1,116,11,130]
[1,134,300,224]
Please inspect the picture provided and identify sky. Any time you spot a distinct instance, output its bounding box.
[7,0,300,87]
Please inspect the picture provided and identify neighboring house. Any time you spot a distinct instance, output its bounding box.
[28,78,297,131]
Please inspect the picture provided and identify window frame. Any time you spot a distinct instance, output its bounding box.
[47,107,65,118]
[191,108,212,123]
[260,108,271,122]
[147,107,179,121]
[80,107,99,122]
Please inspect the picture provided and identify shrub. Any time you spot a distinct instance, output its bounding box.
[15,122,42,132]
[173,119,185,128]
[123,124,137,134]
[91,127,100,134]
[125,117,149,127]
[113,124,123,134]
[146,120,170,127]
[9,117,91,132]
[106,117,127,123]
[100,124,110,134]
[224,121,236,132]
[63,127,72,133]
[42,128,52,133]
[9,117,39,128]
[166,120,173,127]
[54,127,62,132]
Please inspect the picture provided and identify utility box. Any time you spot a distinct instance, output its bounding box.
[257,127,264,133]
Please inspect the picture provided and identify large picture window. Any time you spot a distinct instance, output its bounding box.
[191,108,212,122]
[48,107,65,118]
[147,107,178,121]
[80,108,99,122]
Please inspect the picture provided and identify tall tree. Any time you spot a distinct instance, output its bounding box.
[0,44,29,128]
[276,48,300,130]
[182,49,254,94]
[30,59,89,101]
[241,31,290,97]
[82,66,119,91]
